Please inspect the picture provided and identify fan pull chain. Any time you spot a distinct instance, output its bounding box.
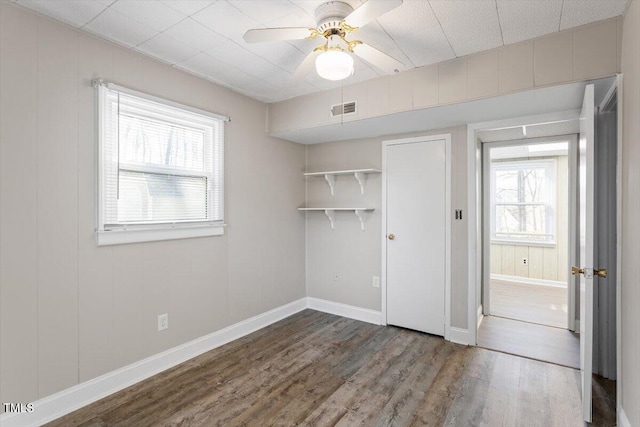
[341,79,344,126]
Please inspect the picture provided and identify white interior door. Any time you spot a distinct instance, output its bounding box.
[578,83,595,423]
[385,137,447,335]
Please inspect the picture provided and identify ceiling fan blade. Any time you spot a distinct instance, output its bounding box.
[243,27,314,43]
[292,49,322,79]
[352,42,404,74]
[344,0,402,28]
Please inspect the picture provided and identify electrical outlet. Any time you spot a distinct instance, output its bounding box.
[158,313,168,331]
[521,257,528,266]
[372,276,380,288]
[333,272,339,282]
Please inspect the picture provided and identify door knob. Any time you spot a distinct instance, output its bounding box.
[572,266,607,278]
[388,233,395,240]
[595,268,607,278]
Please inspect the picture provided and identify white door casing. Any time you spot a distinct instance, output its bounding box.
[481,135,578,330]
[382,135,451,337]
[579,83,595,423]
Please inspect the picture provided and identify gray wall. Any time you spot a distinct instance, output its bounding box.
[621,1,640,424]
[268,18,622,135]
[305,139,382,311]
[0,3,306,405]
[305,126,469,329]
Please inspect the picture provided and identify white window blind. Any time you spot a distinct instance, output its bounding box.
[96,81,226,245]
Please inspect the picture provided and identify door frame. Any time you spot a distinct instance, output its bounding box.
[466,78,623,420]
[466,110,581,346]
[609,74,623,422]
[481,134,579,331]
[381,133,452,341]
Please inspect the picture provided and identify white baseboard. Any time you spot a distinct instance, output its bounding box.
[449,327,469,346]
[491,274,567,288]
[0,297,308,427]
[477,305,484,328]
[619,407,631,427]
[306,297,382,325]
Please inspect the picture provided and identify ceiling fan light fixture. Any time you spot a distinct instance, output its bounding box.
[315,48,354,81]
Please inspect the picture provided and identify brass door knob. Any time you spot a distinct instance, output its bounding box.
[388,233,395,240]
[572,266,607,278]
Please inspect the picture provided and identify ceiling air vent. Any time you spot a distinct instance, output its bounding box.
[330,101,357,117]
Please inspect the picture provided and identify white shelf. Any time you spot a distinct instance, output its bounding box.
[298,208,374,231]
[303,168,381,195]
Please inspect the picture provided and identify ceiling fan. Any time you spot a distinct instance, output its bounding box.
[243,0,405,81]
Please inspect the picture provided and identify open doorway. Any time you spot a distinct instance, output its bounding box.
[486,138,573,330]
[478,128,580,370]
[467,77,620,425]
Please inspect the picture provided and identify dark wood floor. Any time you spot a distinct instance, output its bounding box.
[46,310,614,426]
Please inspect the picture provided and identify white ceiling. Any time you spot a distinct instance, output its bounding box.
[13,0,629,103]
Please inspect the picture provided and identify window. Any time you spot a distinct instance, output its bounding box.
[95,81,226,245]
[490,159,556,245]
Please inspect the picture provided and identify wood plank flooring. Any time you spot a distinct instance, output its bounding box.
[491,280,568,328]
[45,310,612,427]
[478,315,580,369]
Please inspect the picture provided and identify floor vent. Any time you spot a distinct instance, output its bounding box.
[331,101,357,117]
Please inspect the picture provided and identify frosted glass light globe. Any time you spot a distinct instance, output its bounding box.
[315,49,354,81]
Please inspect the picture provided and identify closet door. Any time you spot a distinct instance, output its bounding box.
[385,137,447,335]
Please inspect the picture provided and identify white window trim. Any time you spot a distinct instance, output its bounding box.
[94,79,228,246]
[97,223,225,246]
[490,158,557,247]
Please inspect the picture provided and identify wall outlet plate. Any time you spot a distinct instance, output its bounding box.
[372,276,380,288]
[521,257,528,266]
[158,313,168,331]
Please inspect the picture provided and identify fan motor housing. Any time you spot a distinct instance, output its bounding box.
[315,1,354,33]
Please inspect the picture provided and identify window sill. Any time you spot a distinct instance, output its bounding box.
[97,224,224,246]
[491,239,556,248]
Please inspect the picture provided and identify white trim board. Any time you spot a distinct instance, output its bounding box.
[615,74,623,423]
[307,297,382,325]
[448,327,470,346]
[491,274,567,289]
[619,407,631,427]
[0,298,308,427]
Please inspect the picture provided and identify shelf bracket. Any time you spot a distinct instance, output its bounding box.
[354,209,368,231]
[324,174,336,196]
[353,172,367,195]
[323,209,336,230]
